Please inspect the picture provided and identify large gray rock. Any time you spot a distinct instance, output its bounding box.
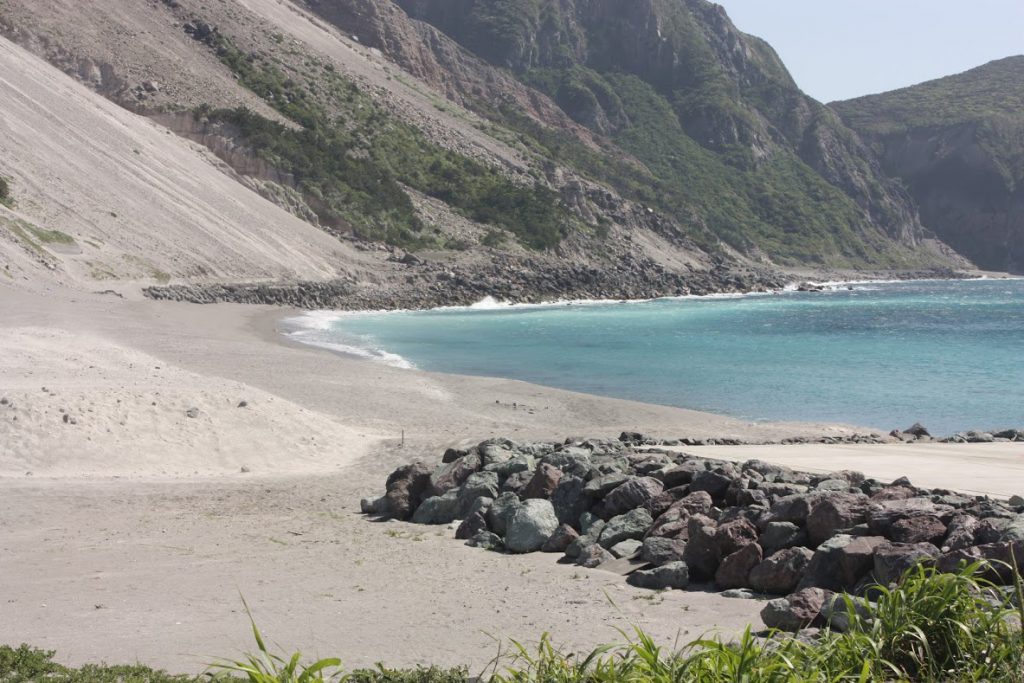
[487,491,522,536]
[760,587,827,632]
[769,493,828,525]
[806,493,871,546]
[505,499,560,553]
[942,514,980,552]
[799,534,887,591]
[598,508,653,548]
[675,490,714,516]
[890,515,947,545]
[411,490,461,525]
[749,547,814,595]
[873,542,940,584]
[691,470,734,498]
[455,511,489,540]
[457,472,499,514]
[565,519,605,559]
[541,449,592,478]
[583,473,630,499]
[866,498,954,536]
[642,536,687,566]
[610,538,644,558]
[715,543,762,589]
[541,524,579,553]
[1000,514,1024,542]
[603,477,664,517]
[937,540,1024,584]
[759,522,808,555]
[627,561,689,590]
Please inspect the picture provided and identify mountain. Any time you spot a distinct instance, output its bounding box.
[0,0,964,305]
[834,56,1024,274]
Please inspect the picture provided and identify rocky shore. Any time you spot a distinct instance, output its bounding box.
[141,251,968,310]
[362,433,1024,634]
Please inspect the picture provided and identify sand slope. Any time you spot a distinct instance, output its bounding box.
[0,36,368,290]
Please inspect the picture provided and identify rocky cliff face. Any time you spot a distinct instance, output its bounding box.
[834,57,1024,273]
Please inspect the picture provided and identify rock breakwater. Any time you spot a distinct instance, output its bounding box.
[362,433,1024,632]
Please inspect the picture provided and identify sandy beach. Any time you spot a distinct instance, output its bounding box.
[2,285,1022,674]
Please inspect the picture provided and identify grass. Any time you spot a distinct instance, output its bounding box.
[2,562,1021,682]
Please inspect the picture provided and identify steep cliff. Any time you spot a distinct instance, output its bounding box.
[834,56,1024,273]
[361,0,937,265]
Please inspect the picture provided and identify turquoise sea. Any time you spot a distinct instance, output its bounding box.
[287,279,1024,435]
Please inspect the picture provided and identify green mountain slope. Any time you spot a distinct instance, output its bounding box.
[834,56,1024,273]
[383,0,941,267]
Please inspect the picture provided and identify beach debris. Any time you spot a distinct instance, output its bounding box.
[185,407,200,418]
[362,433,1024,631]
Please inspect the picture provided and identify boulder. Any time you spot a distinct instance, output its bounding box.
[505,499,560,553]
[627,561,689,590]
[521,463,563,500]
[598,508,654,548]
[798,534,886,591]
[455,511,489,540]
[541,524,579,553]
[500,470,534,495]
[1000,514,1024,542]
[583,473,630,499]
[487,492,522,536]
[610,538,643,558]
[565,520,605,559]
[769,493,826,525]
[675,490,715,516]
[456,472,499,515]
[466,531,504,551]
[937,541,1024,584]
[576,543,614,568]
[604,477,664,516]
[760,587,827,632]
[382,462,433,520]
[749,547,814,595]
[550,476,588,529]
[715,518,759,556]
[872,542,940,584]
[806,493,871,546]
[715,543,763,589]
[410,490,461,525]
[683,515,721,581]
[429,453,481,497]
[691,470,734,499]
[889,515,947,545]
[866,499,954,536]
[942,514,980,552]
[642,536,687,566]
[647,505,690,539]
[759,522,808,555]
[904,422,930,438]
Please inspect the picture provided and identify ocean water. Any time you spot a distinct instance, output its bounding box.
[286,279,1024,435]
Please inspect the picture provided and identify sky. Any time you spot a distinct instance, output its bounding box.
[714,0,1024,103]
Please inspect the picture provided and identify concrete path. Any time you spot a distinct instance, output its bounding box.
[678,443,1024,498]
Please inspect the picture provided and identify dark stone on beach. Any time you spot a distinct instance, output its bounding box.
[521,463,563,500]
[627,561,689,590]
[429,453,481,497]
[890,515,947,545]
[806,493,871,546]
[551,476,588,529]
[937,541,1024,583]
[185,407,199,418]
[500,469,534,495]
[506,499,559,553]
[610,538,643,558]
[442,447,467,464]
[769,493,824,525]
[541,524,579,553]
[675,490,715,516]
[867,499,954,536]
[576,543,614,568]
[760,587,827,632]
[383,462,433,520]
[598,508,653,548]
[749,547,814,595]
[466,531,504,551]
[642,536,687,566]
[691,470,734,499]
[487,491,522,536]
[583,473,631,499]
[648,505,690,539]
[565,519,604,559]
[455,511,489,540]
[411,491,461,525]
[603,476,664,516]
[904,423,930,438]
[715,542,762,589]
[799,534,886,592]
[872,542,939,584]
[759,522,808,555]
[716,518,759,556]
[683,515,721,580]
[457,472,499,514]
[942,514,981,552]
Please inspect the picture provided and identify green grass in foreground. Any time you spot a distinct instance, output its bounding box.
[2,562,1022,682]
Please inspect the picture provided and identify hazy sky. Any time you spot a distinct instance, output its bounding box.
[715,0,1024,103]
